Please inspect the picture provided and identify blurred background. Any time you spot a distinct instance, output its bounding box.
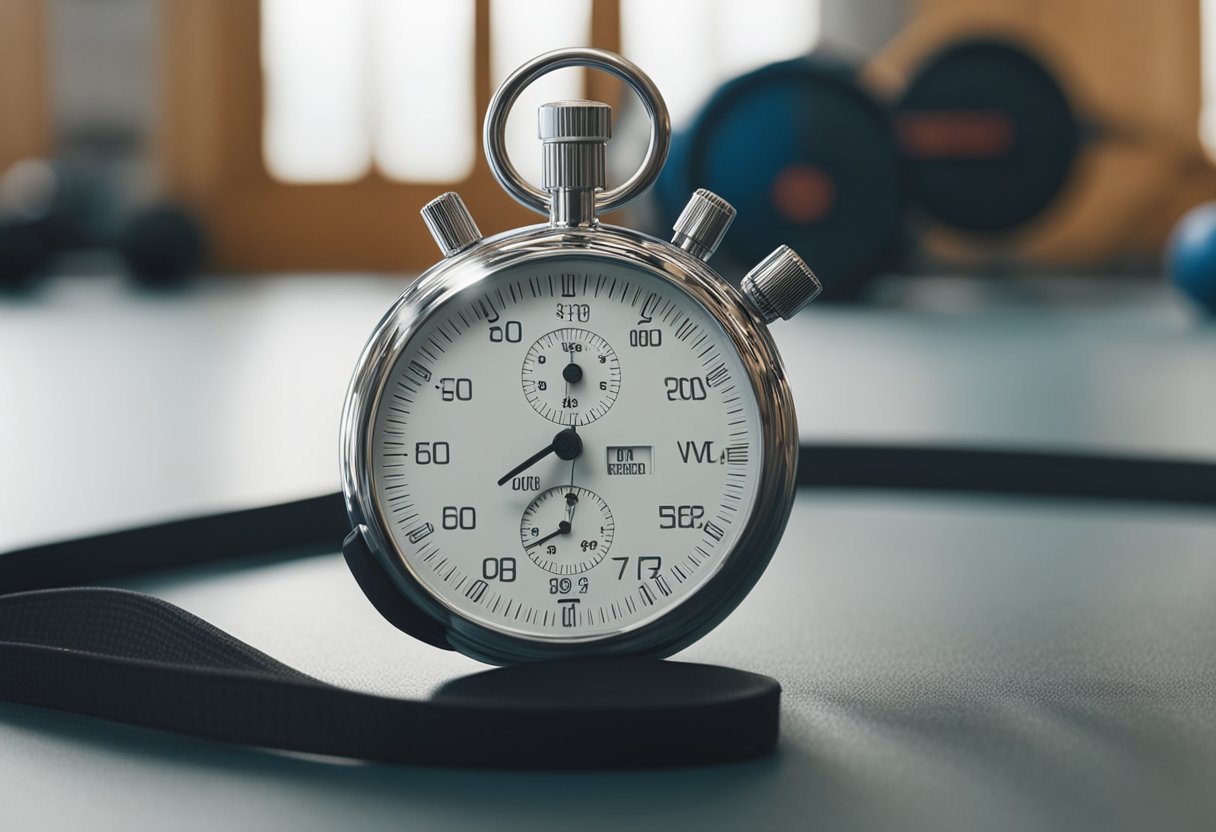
[4,0,1216,285]
[2,0,1215,546]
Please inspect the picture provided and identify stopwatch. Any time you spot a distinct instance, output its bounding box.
[340,49,821,664]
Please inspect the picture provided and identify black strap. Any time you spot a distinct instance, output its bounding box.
[0,493,348,594]
[798,444,1216,507]
[2,443,1212,767]
[0,497,783,768]
[0,585,781,767]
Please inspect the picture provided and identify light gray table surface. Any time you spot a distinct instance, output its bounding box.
[1,269,1214,831]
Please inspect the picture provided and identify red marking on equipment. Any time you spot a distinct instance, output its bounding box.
[770,164,836,224]
[896,110,1015,159]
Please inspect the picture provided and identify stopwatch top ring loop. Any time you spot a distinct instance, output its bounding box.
[483,48,671,217]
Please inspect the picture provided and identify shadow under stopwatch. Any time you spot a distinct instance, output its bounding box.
[429,657,780,769]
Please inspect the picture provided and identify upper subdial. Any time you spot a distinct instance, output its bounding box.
[521,485,614,575]
[521,328,621,426]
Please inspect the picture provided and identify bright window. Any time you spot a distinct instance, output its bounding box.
[622,0,821,126]
[262,0,477,184]
[261,0,820,184]
[1202,0,1216,159]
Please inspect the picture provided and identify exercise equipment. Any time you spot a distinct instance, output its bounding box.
[0,160,59,289]
[0,218,51,289]
[1167,202,1216,315]
[657,55,905,300]
[117,202,208,287]
[893,39,1080,234]
[0,158,208,290]
[657,39,1087,298]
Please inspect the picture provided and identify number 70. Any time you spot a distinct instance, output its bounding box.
[611,556,661,580]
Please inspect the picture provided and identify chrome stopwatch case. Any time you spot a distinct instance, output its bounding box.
[340,49,820,664]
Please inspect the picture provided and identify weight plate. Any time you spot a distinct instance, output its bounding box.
[662,57,905,300]
[894,38,1079,233]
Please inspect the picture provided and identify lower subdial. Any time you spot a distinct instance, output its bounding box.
[520,486,614,575]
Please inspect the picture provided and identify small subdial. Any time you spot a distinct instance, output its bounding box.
[520,486,614,575]
[521,328,621,426]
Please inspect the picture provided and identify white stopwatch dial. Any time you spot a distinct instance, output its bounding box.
[366,257,765,643]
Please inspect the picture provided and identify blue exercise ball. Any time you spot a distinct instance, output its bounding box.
[1167,202,1216,314]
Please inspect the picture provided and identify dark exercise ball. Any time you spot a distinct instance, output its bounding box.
[117,204,207,286]
[0,217,52,290]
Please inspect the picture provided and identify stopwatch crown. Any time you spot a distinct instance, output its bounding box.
[538,100,612,227]
[538,99,612,144]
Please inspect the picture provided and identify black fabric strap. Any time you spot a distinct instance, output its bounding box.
[1,443,1212,767]
[0,493,349,595]
[0,586,780,767]
[0,496,780,768]
[797,444,1216,507]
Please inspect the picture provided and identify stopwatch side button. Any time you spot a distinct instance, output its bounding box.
[421,192,483,257]
[741,245,823,323]
[672,189,736,262]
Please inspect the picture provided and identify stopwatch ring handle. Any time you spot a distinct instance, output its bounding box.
[483,47,671,218]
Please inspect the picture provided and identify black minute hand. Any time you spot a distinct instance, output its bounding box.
[497,428,582,486]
